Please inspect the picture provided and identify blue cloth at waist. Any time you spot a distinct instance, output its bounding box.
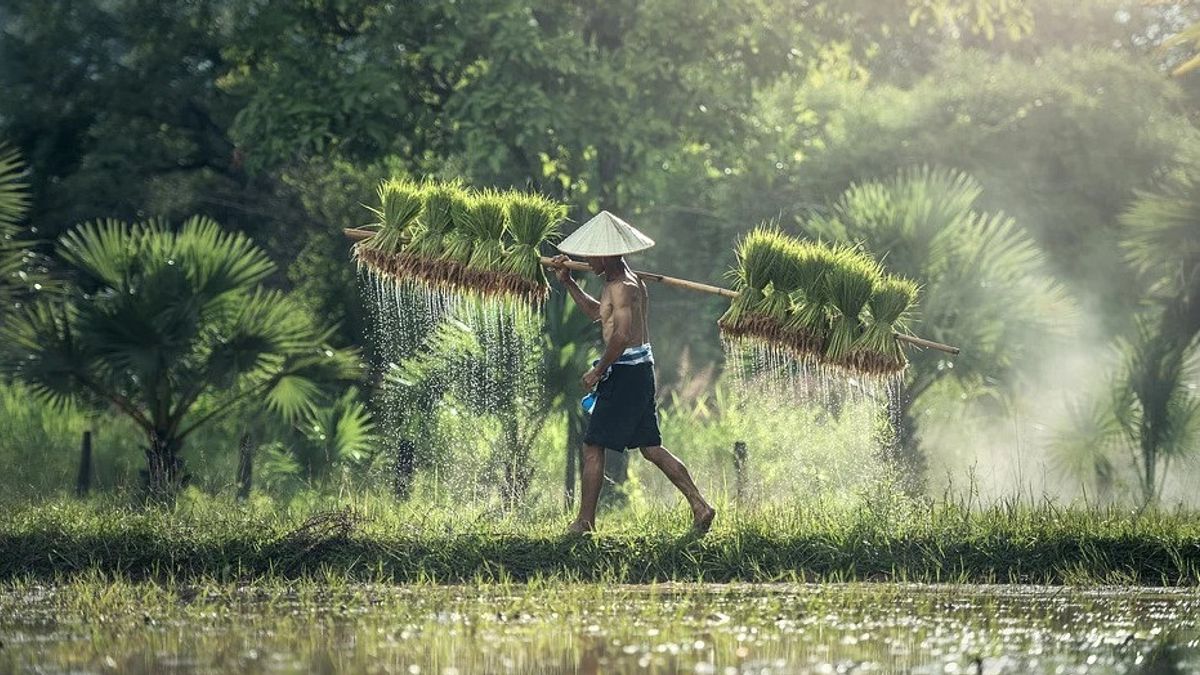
[592,343,654,373]
[583,344,654,413]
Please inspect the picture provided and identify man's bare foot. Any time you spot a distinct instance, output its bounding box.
[566,520,594,535]
[691,505,716,535]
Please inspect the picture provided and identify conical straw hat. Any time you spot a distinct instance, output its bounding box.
[556,210,655,257]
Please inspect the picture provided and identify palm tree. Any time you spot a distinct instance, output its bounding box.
[0,144,49,325]
[0,216,361,499]
[1052,323,1200,507]
[1122,168,1200,345]
[1112,324,1200,504]
[1069,162,1200,505]
[802,166,1073,489]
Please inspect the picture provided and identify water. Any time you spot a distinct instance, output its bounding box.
[3,583,1197,673]
[360,266,546,502]
[716,336,908,505]
[720,337,903,414]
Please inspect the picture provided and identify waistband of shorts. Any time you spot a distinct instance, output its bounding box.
[614,343,653,366]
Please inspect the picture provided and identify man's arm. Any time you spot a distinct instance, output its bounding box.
[552,255,600,321]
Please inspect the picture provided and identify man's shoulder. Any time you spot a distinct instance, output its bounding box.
[606,277,641,297]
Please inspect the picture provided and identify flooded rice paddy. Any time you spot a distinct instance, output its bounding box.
[2,583,1197,674]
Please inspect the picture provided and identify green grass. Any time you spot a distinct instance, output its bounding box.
[3,493,1199,585]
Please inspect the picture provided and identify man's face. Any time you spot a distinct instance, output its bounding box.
[585,256,608,275]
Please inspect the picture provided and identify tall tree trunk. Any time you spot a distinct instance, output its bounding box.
[236,432,254,502]
[75,430,93,498]
[1141,433,1158,506]
[393,437,416,500]
[565,408,584,511]
[143,432,186,502]
[502,417,531,508]
[733,441,747,507]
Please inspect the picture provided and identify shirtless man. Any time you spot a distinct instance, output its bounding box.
[552,251,716,535]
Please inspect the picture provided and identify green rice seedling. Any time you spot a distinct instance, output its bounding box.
[753,238,806,342]
[408,180,463,260]
[719,225,791,341]
[361,179,424,255]
[404,180,466,286]
[823,245,882,366]
[503,192,567,304]
[437,190,478,288]
[356,178,425,282]
[783,241,836,358]
[859,276,920,374]
[462,189,511,294]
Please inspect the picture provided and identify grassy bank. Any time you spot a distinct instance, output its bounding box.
[3,494,1200,585]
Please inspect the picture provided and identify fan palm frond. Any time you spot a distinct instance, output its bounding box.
[0,144,29,233]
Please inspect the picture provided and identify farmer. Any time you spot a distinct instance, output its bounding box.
[552,210,716,535]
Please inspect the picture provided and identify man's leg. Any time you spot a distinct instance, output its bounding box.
[569,443,606,533]
[639,445,716,532]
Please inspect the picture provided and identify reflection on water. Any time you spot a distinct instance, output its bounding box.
[1,583,1197,674]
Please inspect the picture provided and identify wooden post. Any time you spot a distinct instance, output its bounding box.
[75,430,93,498]
[236,432,253,502]
[733,441,748,506]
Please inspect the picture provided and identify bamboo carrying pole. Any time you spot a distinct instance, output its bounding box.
[344,228,960,355]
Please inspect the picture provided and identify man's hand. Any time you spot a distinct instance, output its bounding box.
[551,254,573,284]
[581,367,603,391]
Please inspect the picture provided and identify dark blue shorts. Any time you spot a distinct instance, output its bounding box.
[584,363,662,451]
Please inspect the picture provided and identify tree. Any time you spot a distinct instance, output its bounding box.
[0,144,50,325]
[1123,160,1200,345]
[0,144,30,316]
[1054,149,1200,505]
[1052,324,1200,506]
[1112,324,1200,504]
[802,166,1073,487]
[0,216,361,499]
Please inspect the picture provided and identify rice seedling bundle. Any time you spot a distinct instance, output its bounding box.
[754,239,807,342]
[718,226,793,342]
[782,242,836,357]
[357,179,425,281]
[407,181,460,259]
[823,245,883,366]
[460,189,511,293]
[857,276,919,374]
[503,192,567,303]
[719,224,921,376]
